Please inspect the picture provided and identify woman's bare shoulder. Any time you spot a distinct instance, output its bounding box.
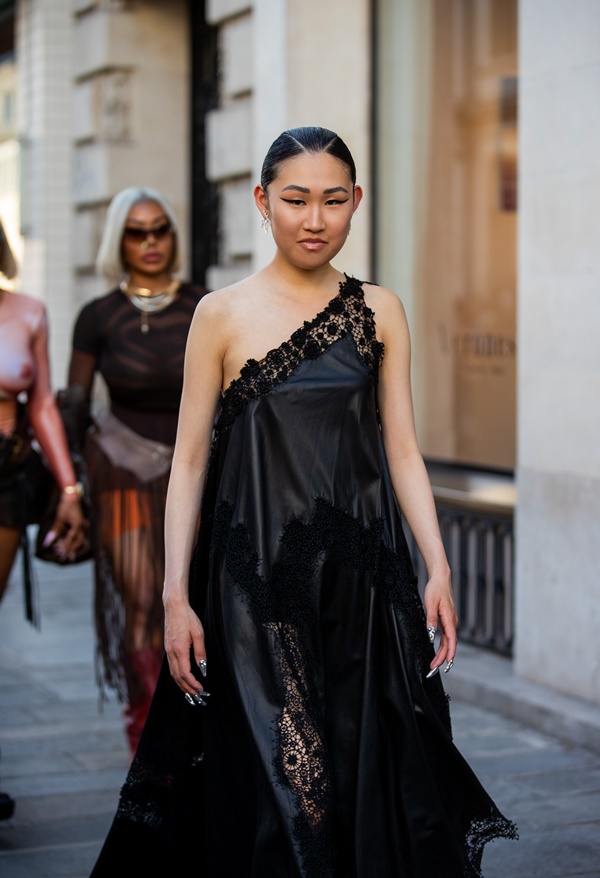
[2,290,47,333]
[362,281,408,323]
[3,289,46,315]
[194,274,263,321]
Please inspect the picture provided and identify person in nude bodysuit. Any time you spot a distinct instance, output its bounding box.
[0,218,86,819]
[0,221,86,597]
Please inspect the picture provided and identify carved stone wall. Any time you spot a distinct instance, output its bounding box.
[72,0,191,307]
[204,0,371,290]
[16,0,191,383]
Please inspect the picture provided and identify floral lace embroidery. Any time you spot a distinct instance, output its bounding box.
[217,275,384,434]
[266,621,335,877]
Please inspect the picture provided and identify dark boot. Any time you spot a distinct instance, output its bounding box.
[0,748,15,821]
[123,646,163,758]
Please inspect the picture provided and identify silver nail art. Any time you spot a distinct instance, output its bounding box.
[184,692,196,706]
[444,659,454,674]
[427,626,436,644]
[425,666,440,679]
[199,659,207,677]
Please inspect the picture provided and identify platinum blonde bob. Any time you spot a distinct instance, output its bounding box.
[96,186,181,281]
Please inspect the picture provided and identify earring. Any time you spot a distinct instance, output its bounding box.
[261,212,271,235]
[347,222,352,237]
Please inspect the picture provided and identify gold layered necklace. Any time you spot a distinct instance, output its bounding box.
[120,278,180,333]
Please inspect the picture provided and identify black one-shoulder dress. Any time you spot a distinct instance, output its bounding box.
[91,275,517,878]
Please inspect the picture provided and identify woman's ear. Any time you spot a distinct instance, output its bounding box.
[352,185,363,213]
[254,184,269,217]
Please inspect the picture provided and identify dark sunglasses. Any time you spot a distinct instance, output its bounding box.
[123,222,174,243]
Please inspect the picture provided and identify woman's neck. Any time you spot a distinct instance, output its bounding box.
[264,256,344,302]
[124,271,173,293]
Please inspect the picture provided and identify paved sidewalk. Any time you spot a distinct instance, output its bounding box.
[1,552,600,877]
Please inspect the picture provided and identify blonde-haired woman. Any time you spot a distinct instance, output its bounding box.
[67,187,207,756]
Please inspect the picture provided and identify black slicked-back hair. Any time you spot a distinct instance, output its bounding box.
[260,126,357,190]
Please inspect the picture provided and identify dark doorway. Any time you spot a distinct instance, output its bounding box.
[0,0,15,59]
[189,1,219,289]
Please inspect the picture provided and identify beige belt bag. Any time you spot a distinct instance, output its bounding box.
[91,412,174,483]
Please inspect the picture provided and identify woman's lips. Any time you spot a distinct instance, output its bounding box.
[298,240,327,251]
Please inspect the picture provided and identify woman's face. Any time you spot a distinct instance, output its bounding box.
[256,152,362,271]
[121,200,175,281]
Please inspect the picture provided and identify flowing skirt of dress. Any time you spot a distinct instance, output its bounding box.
[90,277,517,877]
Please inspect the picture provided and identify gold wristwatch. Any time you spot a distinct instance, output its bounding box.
[61,482,84,498]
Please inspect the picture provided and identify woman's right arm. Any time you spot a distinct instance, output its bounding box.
[67,302,100,400]
[67,349,97,399]
[162,293,225,698]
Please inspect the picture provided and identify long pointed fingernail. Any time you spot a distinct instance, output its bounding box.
[184,693,196,706]
[427,626,436,644]
[426,666,440,679]
[444,659,454,674]
[199,659,207,677]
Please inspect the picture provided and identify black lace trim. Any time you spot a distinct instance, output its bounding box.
[212,497,421,629]
[464,806,519,877]
[115,753,174,830]
[216,275,384,435]
[212,497,450,876]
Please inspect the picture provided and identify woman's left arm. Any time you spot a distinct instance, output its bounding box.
[370,286,457,673]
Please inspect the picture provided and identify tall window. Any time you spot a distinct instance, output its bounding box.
[375,0,518,471]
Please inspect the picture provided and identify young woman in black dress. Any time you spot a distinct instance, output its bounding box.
[91,130,517,877]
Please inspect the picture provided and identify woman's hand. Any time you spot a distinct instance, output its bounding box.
[46,496,87,561]
[423,568,458,677]
[163,594,208,704]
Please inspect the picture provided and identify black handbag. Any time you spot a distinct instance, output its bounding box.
[0,407,53,528]
[34,386,93,565]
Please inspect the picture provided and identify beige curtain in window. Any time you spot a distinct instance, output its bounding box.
[376,0,518,470]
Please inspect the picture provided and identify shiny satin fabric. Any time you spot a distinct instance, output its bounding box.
[91,278,516,877]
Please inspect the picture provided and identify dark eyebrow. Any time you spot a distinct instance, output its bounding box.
[280,185,350,195]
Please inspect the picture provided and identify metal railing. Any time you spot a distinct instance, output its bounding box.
[405,462,516,656]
